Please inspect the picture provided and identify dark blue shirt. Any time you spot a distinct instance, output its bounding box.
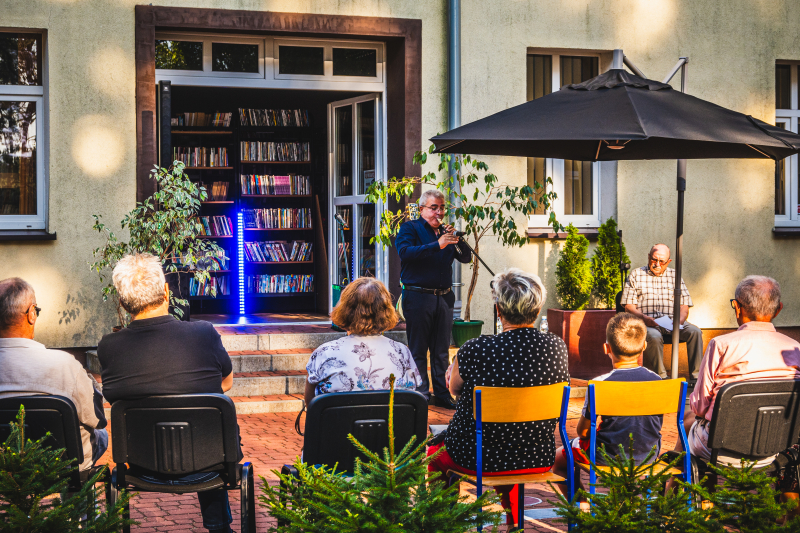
[395,218,471,290]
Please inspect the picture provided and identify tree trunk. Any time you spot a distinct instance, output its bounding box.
[463,237,480,321]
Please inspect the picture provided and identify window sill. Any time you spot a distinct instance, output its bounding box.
[527,227,599,240]
[772,227,800,237]
[0,230,57,242]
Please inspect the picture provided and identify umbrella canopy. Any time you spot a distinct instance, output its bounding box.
[431,69,800,161]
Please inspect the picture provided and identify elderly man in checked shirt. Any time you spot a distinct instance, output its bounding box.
[621,243,703,380]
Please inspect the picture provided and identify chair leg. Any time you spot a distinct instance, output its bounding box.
[279,464,299,528]
[517,483,525,530]
[110,467,130,533]
[240,462,256,533]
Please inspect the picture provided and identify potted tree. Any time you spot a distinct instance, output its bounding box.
[90,162,225,327]
[548,218,628,379]
[366,146,561,346]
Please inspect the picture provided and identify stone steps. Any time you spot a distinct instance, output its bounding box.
[219,330,407,352]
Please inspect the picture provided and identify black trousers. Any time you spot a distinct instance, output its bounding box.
[403,289,454,399]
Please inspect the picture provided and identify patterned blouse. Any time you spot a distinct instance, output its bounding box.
[306,334,422,396]
[444,328,570,472]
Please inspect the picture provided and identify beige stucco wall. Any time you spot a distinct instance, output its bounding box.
[0,0,798,346]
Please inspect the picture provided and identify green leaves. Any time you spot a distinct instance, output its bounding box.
[592,217,631,309]
[555,224,594,310]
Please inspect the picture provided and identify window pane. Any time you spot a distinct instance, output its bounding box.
[561,57,597,215]
[335,205,353,286]
[279,46,324,75]
[212,42,259,73]
[335,106,353,196]
[527,55,552,101]
[332,48,376,77]
[0,33,41,86]
[0,101,37,215]
[155,40,203,71]
[357,100,375,195]
[776,122,787,215]
[776,65,791,110]
[560,56,598,87]
[358,204,376,278]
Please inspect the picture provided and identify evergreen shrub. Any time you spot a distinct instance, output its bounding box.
[591,217,630,309]
[555,223,594,310]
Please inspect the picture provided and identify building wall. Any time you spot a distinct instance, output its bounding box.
[0,0,798,346]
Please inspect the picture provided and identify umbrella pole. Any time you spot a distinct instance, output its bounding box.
[671,159,686,380]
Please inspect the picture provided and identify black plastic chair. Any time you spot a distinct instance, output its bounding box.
[106,394,255,533]
[0,395,106,492]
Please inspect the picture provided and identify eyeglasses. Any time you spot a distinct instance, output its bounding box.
[24,304,41,317]
[648,256,670,267]
[422,204,445,212]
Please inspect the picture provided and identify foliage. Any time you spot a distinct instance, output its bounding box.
[366,145,563,321]
[90,162,223,325]
[555,223,594,310]
[0,406,134,532]
[260,376,503,532]
[591,217,631,309]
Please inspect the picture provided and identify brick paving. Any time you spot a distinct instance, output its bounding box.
[94,400,679,532]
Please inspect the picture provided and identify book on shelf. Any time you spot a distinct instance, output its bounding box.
[240,141,310,162]
[242,208,312,229]
[171,112,232,128]
[198,216,233,236]
[244,241,313,262]
[360,214,375,236]
[174,147,229,167]
[195,249,230,270]
[190,275,230,296]
[240,174,311,195]
[246,274,314,294]
[208,181,230,201]
[238,108,310,127]
[337,242,351,260]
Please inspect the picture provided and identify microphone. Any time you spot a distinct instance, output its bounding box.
[454,231,467,237]
[334,213,349,228]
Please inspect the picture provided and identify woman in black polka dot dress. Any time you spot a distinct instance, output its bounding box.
[428,268,570,525]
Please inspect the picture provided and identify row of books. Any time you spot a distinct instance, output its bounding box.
[208,181,230,201]
[244,241,313,263]
[238,108,310,127]
[240,174,311,196]
[246,274,314,294]
[172,112,233,127]
[190,275,230,297]
[198,216,233,236]
[240,142,310,162]
[174,147,229,167]
[196,249,229,271]
[360,214,375,236]
[243,208,312,229]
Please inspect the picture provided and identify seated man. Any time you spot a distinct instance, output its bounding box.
[678,275,800,465]
[621,243,703,381]
[98,254,236,533]
[0,277,107,472]
[553,313,662,495]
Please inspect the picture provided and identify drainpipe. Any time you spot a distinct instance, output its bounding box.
[449,0,463,320]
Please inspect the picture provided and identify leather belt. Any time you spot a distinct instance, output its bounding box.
[404,285,451,296]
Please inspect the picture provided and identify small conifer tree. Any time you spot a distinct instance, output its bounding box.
[0,406,133,532]
[555,223,594,310]
[261,376,503,532]
[591,217,630,309]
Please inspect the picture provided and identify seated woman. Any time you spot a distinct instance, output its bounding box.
[428,268,570,525]
[304,277,422,403]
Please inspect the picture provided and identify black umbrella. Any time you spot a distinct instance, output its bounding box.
[432,69,800,378]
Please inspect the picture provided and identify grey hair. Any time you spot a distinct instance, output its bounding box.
[418,189,445,208]
[491,268,547,326]
[735,275,781,319]
[113,253,166,316]
[0,278,35,327]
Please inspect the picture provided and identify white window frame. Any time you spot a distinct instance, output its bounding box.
[527,51,603,230]
[0,30,47,230]
[775,61,800,226]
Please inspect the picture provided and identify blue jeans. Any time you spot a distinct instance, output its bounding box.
[197,489,232,531]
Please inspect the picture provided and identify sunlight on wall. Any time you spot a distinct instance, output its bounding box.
[88,46,134,98]
[72,115,125,178]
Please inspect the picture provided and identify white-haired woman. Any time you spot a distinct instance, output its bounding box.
[427,268,569,527]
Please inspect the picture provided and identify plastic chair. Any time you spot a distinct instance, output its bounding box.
[106,394,255,533]
[583,379,691,493]
[447,382,573,532]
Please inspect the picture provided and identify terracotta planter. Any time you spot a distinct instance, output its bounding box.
[547,309,616,380]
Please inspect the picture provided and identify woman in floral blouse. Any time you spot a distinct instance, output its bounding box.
[304,277,421,404]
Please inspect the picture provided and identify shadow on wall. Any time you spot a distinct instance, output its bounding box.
[59,289,115,347]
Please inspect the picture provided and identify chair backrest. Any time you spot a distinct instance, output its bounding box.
[0,395,84,467]
[707,379,800,463]
[303,390,428,472]
[589,379,686,417]
[473,382,569,422]
[110,394,240,475]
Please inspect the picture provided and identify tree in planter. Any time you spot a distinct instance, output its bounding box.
[260,376,502,532]
[366,146,562,321]
[0,406,134,532]
[555,224,594,310]
[90,162,224,326]
[591,217,631,309]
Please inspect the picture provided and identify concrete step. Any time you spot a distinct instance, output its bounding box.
[219,330,407,352]
[227,370,307,397]
[229,349,312,373]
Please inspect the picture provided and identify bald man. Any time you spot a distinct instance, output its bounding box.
[620,244,703,380]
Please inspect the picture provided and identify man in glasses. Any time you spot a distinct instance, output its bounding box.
[395,189,471,409]
[0,277,108,471]
[620,243,703,381]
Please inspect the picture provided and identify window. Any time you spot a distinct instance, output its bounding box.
[0,32,46,230]
[155,40,203,71]
[775,62,800,226]
[526,52,601,228]
[278,46,324,75]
